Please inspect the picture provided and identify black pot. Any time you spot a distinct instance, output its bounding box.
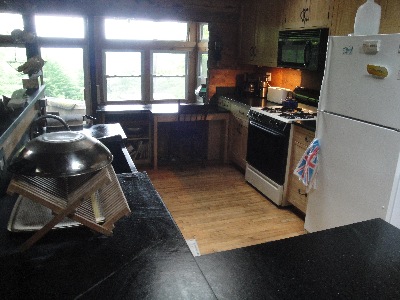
[282,99,298,109]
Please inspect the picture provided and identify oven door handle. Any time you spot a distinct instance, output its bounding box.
[249,121,285,137]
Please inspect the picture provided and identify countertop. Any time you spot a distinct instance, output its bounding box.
[1,183,400,298]
[197,218,400,299]
[0,172,216,299]
[97,103,229,115]
[220,94,317,131]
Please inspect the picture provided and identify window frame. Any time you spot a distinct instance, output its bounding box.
[99,18,204,105]
[33,14,89,112]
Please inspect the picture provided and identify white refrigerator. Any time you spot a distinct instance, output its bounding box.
[305,33,400,232]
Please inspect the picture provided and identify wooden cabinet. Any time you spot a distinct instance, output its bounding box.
[218,97,250,171]
[239,0,281,66]
[286,125,315,214]
[229,102,249,171]
[330,0,384,36]
[104,112,152,165]
[281,0,332,30]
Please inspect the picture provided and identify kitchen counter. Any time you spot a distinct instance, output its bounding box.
[0,172,216,299]
[1,184,400,299]
[196,218,400,299]
[96,102,229,116]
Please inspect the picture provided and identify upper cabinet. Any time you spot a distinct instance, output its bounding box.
[239,0,281,66]
[379,0,400,33]
[281,0,332,29]
[329,0,400,36]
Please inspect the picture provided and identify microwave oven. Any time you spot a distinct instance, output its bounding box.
[277,28,329,71]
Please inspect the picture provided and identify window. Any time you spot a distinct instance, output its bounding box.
[35,15,84,38]
[103,18,193,103]
[198,52,208,85]
[105,18,187,41]
[199,23,209,41]
[0,47,27,96]
[105,51,142,101]
[34,15,87,119]
[41,48,84,100]
[0,13,23,35]
[152,52,187,101]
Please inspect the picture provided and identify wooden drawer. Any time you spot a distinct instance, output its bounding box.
[293,126,314,148]
[287,173,308,214]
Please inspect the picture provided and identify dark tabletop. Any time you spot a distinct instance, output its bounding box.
[196,218,400,299]
[0,172,216,299]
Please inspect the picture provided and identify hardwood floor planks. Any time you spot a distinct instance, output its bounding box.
[145,164,305,255]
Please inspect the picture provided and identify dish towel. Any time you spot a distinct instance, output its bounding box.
[294,138,320,192]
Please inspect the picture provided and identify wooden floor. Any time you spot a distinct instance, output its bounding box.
[144,163,306,255]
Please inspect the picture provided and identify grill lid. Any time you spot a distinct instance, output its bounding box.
[8,131,113,177]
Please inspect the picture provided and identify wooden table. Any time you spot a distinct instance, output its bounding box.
[153,112,230,170]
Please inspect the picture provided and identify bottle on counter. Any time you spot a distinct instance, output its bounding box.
[353,0,381,35]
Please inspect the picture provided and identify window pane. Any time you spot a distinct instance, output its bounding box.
[105,18,187,41]
[107,77,141,101]
[152,52,186,100]
[200,24,209,41]
[0,13,23,35]
[153,77,185,100]
[35,15,84,38]
[0,47,26,96]
[200,53,208,78]
[153,53,186,76]
[105,52,141,76]
[41,48,84,101]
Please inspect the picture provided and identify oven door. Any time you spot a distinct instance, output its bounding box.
[246,120,290,185]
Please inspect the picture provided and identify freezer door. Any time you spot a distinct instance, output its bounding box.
[319,34,400,130]
[305,112,400,232]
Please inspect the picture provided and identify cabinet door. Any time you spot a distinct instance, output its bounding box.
[229,115,248,171]
[254,0,280,67]
[239,1,258,64]
[282,0,332,29]
[330,0,384,36]
[307,0,332,28]
[380,0,400,33]
[281,0,309,29]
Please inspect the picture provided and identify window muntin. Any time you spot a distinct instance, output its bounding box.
[105,51,142,101]
[0,13,23,35]
[105,18,188,41]
[152,52,187,100]
[41,48,84,101]
[35,15,84,38]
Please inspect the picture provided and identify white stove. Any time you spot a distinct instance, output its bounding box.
[245,87,318,207]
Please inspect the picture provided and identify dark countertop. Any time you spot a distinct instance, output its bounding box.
[0,172,216,299]
[218,94,267,107]
[196,218,400,299]
[0,86,45,145]
[97,103,229,115]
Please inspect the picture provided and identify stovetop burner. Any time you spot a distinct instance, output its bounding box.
[261,106,317,120]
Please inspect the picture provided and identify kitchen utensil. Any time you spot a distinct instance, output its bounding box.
[8,131,113,177]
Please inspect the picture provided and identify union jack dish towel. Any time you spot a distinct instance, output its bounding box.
[294,138,320,192]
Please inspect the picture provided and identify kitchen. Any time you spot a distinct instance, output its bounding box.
[1,0,400,298]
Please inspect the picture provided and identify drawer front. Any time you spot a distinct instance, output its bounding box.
[287,174,308,213]
[293,126,314,148]
[218,97,231,111]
